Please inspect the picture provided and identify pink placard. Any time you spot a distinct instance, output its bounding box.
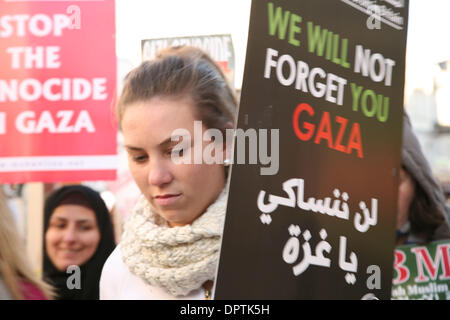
[0,0,117,183]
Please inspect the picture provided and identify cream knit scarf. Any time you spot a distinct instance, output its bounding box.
[120,189,228,297]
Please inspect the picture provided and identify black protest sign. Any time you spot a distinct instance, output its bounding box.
[215,0,409,299]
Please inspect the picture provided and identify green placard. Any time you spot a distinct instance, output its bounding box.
[392,239,450,300]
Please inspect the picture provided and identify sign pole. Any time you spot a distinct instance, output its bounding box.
[26,182,44,276]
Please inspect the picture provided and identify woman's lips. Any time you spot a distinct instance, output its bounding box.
[58,249,81,258]
[153,194,181,206]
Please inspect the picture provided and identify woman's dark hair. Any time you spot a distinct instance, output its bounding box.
[408,175,445,242]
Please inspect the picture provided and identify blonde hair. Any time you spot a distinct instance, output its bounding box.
[0,190,54,299]
[117,46,237,132]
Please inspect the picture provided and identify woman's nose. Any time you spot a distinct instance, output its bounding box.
[62,226,77,243]
[148,160,173,187]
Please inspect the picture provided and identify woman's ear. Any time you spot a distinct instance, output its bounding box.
[223,121,234,165]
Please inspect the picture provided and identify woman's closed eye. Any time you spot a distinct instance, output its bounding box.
[78,224,95,231]
[168,141,191,158]
[131,154,148,163]
[169,147,184,157]
[50,222,66,229]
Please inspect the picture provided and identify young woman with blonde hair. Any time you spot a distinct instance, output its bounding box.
[100,46,237,299]
[0,189,53,300]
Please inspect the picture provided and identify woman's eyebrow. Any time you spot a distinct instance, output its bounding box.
[50,216,94,223]
[50,216,67,222]
[125,145,144,152]
[159,136,185,148]
[76,219,95,224]
[125,135,186,151]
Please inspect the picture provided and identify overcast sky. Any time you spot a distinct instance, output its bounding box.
[115,0,450,96]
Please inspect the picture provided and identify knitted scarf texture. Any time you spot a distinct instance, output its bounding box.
[120,190,227,296]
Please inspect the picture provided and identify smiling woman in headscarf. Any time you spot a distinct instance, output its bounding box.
[43,185,116,300]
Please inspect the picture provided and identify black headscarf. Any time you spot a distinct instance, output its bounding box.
[43,185,116,300]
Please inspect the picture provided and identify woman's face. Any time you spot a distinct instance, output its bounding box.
[397,167,416,229]
[45,205,100,271]
[121,95,226,227]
